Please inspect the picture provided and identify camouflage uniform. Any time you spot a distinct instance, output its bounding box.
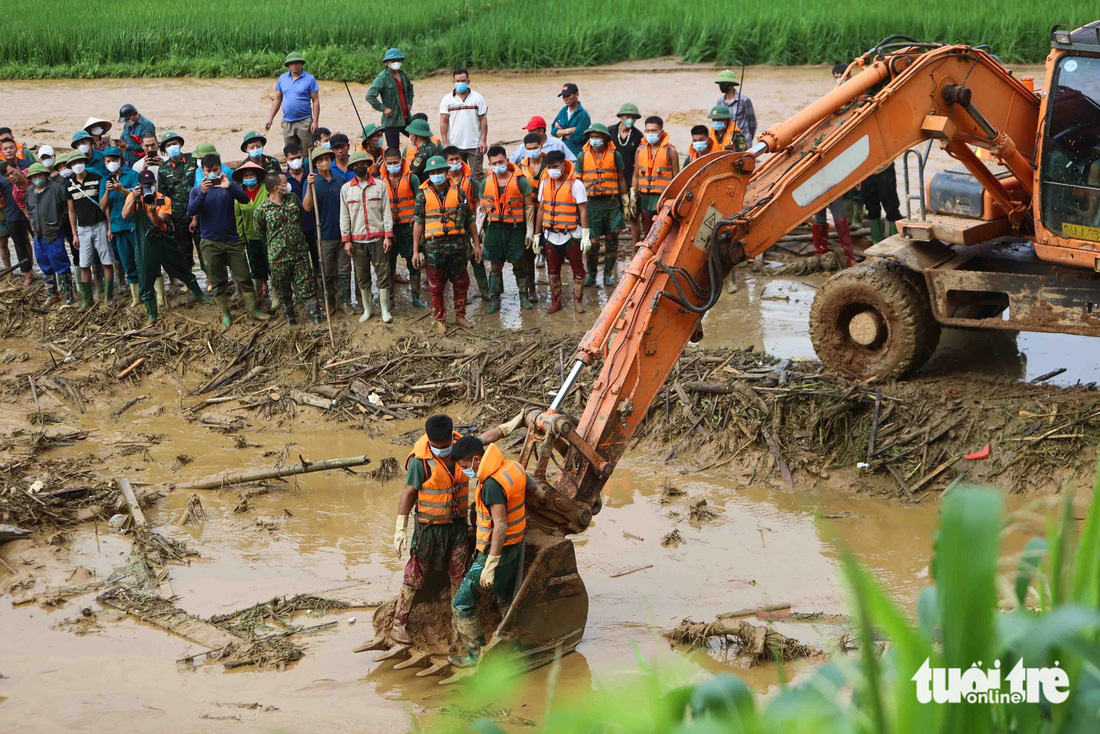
[158,153,200,271]
[413,182,475,322]
[254,154,283,175]
[253,193,317,303]
[408,140,444,177]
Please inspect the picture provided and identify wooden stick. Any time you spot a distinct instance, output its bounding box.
[117,477,147,526]
[310,181,336,350]
[716,601,792,620]
[177,454,372,490]
[117,357,145,379]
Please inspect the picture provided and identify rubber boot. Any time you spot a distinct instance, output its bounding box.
[59,273,74,306]
[410,274,427,309]
[251,279,266,310]
[448,615,485,668]
[44,276,60,307]
[214,295,233,327]
[516,270,533,310]
[187,278,211,302]
[547,275,563,314]
[102,278,114,309]
[603,251,618,287]
[379,288,393,324]
[144,297,158,323]
[471,260,489,301]
[725,272,739,294]
[358,287,373,323]
[129,282,141,308]
[811,223,830,255]
[584,250,598,286]
[277,286,295,324]
[834,217,857,267]
[868,218,885,243]
[243,291,271,321]
[270,287,280,310]
[306,298,323,324]
[154,276,167,310]
[78,281,94,310]
[573,277,586,314]
[390,583,416,644]
[887,220,898,236]
[336,274,353,313]
[485,273,501,314]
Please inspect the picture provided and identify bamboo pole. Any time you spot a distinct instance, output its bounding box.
[177,454,371,490]
[310,180,337,349]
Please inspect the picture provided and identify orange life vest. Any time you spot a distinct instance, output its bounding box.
[405,432,468,525]
[708,124,744,152]
[420,180,466,239]
[519,156,544,189]
[447,162,474,202]
[636,132,675,195]
[580,141,619,198]
[541,163,580,232]
[403,136,442,166]
[385,162,416,225]
[481,164,526,225]
[473,443,527,553]
[687,139,717,163]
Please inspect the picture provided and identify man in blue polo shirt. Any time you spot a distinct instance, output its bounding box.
[265,52,320,163]
[304,146,351,313]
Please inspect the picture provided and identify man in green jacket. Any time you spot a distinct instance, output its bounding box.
[366,48,414,151]
[232,161,271,305]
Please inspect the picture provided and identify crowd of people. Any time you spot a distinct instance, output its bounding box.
[0,51,903,332]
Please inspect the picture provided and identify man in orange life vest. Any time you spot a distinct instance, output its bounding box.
[576,123,632,288]
[448,434,529,667]
[630,116,679,239]
[390,413,525,645]
[382,147,426,309]
[534,150,590,314]
[477,145,536,314]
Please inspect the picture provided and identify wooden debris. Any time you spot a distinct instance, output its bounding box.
[177,454,372,490]
[664,616,822,665]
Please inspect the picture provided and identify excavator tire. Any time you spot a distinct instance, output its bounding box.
[866,258,941,370]
[809,262,932,382]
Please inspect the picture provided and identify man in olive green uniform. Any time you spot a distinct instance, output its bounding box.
[405,117,443,178]
[241,132,283,175]
[156,132,201,274]
[477,145,536,313]
[367,48,415,150]
[576,123,630,287]
[253,172,323,325]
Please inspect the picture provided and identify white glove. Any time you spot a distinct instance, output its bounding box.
[393,515,408,556]
[498,410,526,437]
[621,193,633,220]
[628,188,639,219]
[579,227,592,253]
[524,226,536,250]
[480,554,501,589]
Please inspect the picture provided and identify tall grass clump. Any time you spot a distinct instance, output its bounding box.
[423,467,1100,733]
[0,1,1096,80]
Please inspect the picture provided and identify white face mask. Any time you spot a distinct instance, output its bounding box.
[388,61,402,71]
[283,182,293,194]
[547,167,563,179]
[90,126,105,136]
[77,144,91,155]
[288,158,303,170]
[60,169,73,178]
[105,161,121,173]
[41,157,55,168]
[70,162,86,175]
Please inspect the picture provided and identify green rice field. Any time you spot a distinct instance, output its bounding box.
[2,0,1096,80]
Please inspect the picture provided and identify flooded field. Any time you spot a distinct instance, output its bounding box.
[1,60,1097,733]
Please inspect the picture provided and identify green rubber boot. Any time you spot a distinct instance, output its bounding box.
[410,274,427,309]
[868,219,885,243]
[471,259,489,300]
[188,278,212,302]
[144,297,159,323]
[515,270,533,310]
[485,273,501,314]
[243,291,272,321]
[448,615,485,669]
[584,250,599,286]
[78,281,94,310]
[214,295,233,327]
[102,278,115,309]
[603,250,618,287]
[887,220,898,236]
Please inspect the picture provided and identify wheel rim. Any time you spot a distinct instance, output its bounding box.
[848,308,885,346]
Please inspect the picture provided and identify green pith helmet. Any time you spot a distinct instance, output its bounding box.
[383,48,405,62]
[66,149,89,164]
[714,69,741,85]
[71,130,93,145]
[348,151,372,168]
[310,145,334,163]
[51,152,71,169]
[284,52,306,66]
[194,142,219,157]
[240,131,267,152]
[586,122,611,139]
[707,105,732,120]
[405,119,433,138]
[423,155,448,173]
[27,163,51,177]
[361,123,380,141]
[159,131,184,150]
[616,102,641,118]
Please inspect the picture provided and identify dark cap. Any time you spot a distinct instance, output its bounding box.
[137,169,156,185]
[558,83,578,97]
[330,133,350,147]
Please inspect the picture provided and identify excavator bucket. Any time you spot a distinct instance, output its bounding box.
[360,529,587,679]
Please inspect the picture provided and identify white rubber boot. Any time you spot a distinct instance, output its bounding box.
[154,276,167,309]
[358,287,373,323]
[379,288,393,323]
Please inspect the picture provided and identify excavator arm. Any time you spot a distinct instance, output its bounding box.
[522,42,1040,528]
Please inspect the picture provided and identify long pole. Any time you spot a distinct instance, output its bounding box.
[310,181,336,349]
[344,81,365,132]
[177,454,372,490]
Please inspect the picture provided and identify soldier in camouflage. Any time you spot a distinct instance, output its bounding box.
[253,172,323,325]
[156,132,201,274]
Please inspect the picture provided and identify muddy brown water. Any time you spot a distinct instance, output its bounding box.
[1,61,1097,732]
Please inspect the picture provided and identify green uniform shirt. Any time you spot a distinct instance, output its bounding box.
[576,150,624,211]
[408,141,444,177]
[253,194,307,262]
[157,154,196,222]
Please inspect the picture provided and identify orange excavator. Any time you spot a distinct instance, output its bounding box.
[362,23,1100,679]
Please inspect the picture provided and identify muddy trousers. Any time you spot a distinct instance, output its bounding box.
[319,238,352,308]
[349,238,392,292]
[6,219,34,273]
[198,239,254,297]
[544,238,585,311]
[394,540,470,627]
[452,549,521,655]
[426,255,470,323]
[138,233,202,307]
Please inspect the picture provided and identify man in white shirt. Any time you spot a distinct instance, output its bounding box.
[439,68,488,182]
[534,151,590,315]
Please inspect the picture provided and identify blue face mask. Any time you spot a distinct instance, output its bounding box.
[525,147,542,159]
[248,147,263,158]
[621,118,635,129]
[491,163,507,175]
[448,162,463,172]
[242,177,257,187]
[386,163,402,174]
[166,144,181,158]
[454,82,469,94]
[712,121,727,132]
[462,467,477,479]
[645,132,660,145]
[430,444,452,457]
[205,171,220,181]
[322,141,332,149]
[692,140,708,152]
[429,173,447,186]
[589,138,605,148]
